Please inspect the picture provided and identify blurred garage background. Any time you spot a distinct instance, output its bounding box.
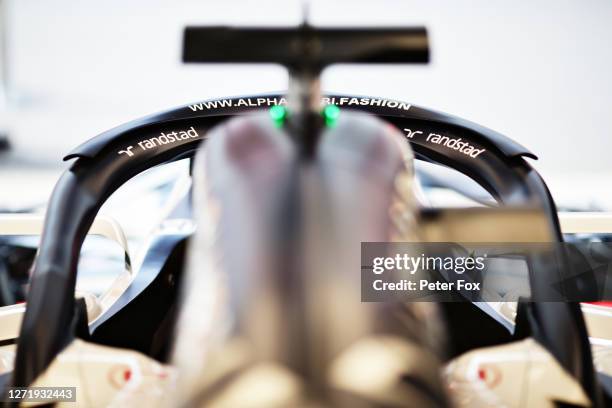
[0,0,611,210]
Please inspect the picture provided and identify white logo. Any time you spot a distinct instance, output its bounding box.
[118,146,134,157]
[403,128,423,139]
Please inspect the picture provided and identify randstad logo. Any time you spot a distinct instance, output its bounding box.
[118,146,134,157]
[425,133,485,158]
[116,126,201,159]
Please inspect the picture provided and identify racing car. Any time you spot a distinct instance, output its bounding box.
[0,23,611,407]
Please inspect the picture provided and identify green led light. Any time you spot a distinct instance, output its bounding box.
[323,104,341,127]
[269,105,287,128]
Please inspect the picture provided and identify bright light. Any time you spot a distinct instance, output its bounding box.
[269,105,287,128]
[323,104,341,127]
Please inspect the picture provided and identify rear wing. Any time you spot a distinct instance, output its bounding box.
[183,24,430,156]
[183,26,429,68]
